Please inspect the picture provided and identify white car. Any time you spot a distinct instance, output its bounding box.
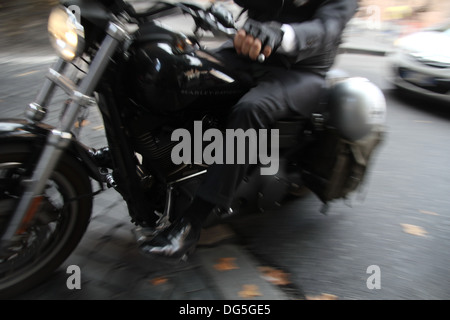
[388,22,450,103]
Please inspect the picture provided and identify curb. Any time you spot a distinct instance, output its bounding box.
[338,45,392,57]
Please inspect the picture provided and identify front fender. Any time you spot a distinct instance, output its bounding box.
[0,118,103,182]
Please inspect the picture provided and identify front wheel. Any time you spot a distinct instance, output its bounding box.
[0,142,93,298]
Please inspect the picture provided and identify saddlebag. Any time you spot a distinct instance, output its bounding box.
[301,125,385,206]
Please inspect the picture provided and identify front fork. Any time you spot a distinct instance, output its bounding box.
[0,22,129,246]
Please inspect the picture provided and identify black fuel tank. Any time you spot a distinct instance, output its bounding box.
[125,22,253,114]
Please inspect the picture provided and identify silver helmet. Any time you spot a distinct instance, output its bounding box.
[327,77,387,141]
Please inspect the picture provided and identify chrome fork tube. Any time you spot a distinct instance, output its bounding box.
[1,22,129,244]
[26,59,68,122]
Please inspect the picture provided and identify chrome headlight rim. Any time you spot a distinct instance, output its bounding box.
[48,5,85,61]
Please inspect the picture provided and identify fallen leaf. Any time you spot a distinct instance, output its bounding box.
[420,210,439,216]
[401,223,427,237]
[214,257,239,271]
[306,293,338,300]
[238,284,262,298]
[258,266,291,286]
[15,70,39,77]
[150,277,168,286]
[93,125,105,131]
[74,119,90,128]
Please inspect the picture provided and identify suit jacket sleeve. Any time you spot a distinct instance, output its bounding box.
[289,0,358,63]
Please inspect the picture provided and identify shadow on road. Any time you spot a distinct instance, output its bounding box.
[386,88,450,121]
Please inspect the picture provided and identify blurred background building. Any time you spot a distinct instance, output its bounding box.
[1,0,449,49]
[356,0,450,33]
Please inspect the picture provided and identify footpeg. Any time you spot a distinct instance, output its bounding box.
[132,226,158,245]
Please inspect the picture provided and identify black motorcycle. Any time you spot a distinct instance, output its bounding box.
[0,0,386,298]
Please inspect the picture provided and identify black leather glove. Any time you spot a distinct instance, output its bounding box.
[243,19,285,53]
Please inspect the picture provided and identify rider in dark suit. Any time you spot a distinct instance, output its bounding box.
[141,0,359,259]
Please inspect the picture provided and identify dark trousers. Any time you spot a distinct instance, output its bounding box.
[196,49,325,209]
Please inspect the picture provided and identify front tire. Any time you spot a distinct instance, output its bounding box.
[0,142,93,298]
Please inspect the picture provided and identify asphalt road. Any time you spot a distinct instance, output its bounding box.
[228,54,450,300]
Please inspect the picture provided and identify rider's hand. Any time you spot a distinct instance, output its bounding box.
[234,19,284,61]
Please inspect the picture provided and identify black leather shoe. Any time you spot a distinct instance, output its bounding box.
[139,217,201,261]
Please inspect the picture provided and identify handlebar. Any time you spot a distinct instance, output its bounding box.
[171,2,266,62]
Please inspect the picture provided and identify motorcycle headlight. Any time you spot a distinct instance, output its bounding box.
[48,6,85,61]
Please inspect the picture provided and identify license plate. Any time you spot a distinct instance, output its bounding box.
[402,70,435,86]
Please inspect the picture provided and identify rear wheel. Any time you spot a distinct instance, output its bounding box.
[0,142,93,298]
